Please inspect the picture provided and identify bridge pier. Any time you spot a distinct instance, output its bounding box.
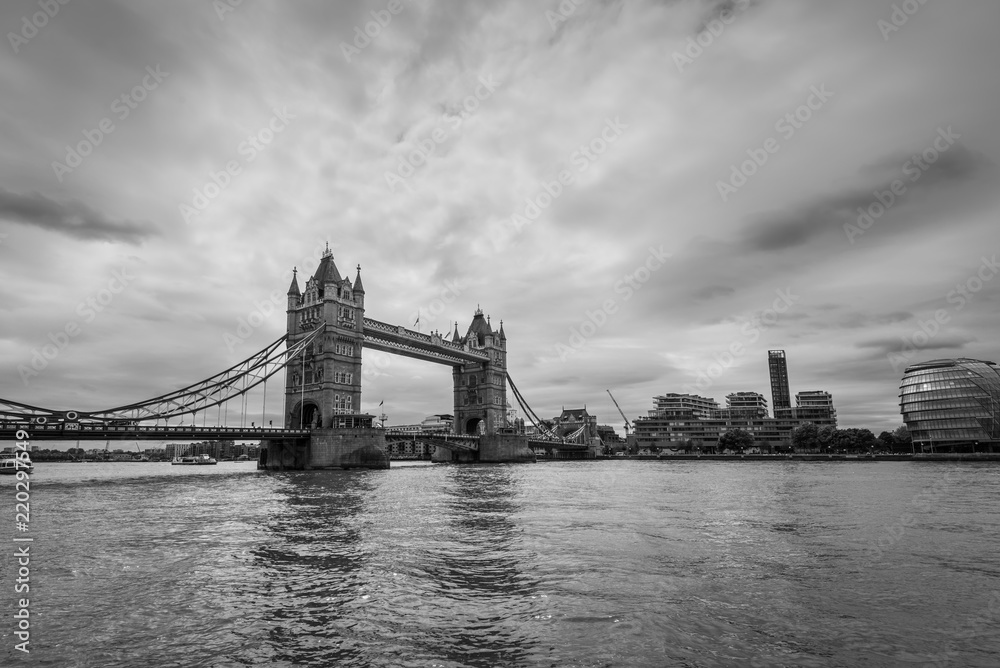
[259,427,389,470]
[431,447,478,463]
[478,433,536,463]
[429,433,536,464]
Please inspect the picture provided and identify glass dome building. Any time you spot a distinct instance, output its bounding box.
[899,358,1000,452]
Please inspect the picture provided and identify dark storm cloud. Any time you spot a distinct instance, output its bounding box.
[740,142,996,252]
[832,311,914,329]
[0,188,157,243]
[692,285,735,301]
[854,334,977,358]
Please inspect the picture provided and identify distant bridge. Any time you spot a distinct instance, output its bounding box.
[0,421,307,442]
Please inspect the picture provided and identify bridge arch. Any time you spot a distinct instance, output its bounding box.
[289,400,322,429]
[463,417,486,435]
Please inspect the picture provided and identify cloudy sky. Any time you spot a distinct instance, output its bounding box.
[2,0,999,440]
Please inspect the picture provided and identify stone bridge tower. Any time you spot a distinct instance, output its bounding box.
[451,309,508,435]
[284,245,366,429]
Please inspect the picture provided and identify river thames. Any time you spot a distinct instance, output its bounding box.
[2,460,999,667]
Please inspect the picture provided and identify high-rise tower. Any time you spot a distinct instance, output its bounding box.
[768,350,791,411]
[284,246,366,429]
[451,310,508,435]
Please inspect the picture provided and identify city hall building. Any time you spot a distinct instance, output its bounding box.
[900,358,1000,452]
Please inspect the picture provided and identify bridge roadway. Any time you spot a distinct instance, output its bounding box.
[384,430,590,455]
[0,422,309,442]
[384,431,480,452]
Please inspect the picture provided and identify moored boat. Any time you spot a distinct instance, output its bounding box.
[0,456,32,474]
[171,453,217,465]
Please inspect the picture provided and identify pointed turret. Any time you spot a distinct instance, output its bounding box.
[353,264,365,293]
[312,243,342,285]
[452,321,462,343]
[499,320,506,340]
[287,267,301,296]
[465,308,492,347]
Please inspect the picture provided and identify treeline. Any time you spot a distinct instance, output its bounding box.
[713,423,911,453]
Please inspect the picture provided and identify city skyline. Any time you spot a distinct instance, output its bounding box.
[2,1,1000,437]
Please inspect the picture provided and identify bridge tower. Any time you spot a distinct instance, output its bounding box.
[451,309,508,435]
[284,245,366,429]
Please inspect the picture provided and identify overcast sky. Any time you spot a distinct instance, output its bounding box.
[2,0,999,439]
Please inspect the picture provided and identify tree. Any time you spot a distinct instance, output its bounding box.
[829,429,854,452]
[817,426,836,452]
[877,431,897,450]
[719,428,754,452]
[894,425,911,445]
[791,422,819,451]
[855,428,877,452]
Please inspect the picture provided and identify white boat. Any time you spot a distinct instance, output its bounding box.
[0,456,32,474]
[171,454,217,466]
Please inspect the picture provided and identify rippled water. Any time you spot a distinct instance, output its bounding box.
[2,460,999,667]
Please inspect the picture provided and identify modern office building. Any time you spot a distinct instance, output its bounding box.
[900,358,1000,452]
[633,403,802,452]
[723,392,769,417]
[635,392,813,451]
[774,391,838,429]
[652,394,720,419]
[768,350,791,410]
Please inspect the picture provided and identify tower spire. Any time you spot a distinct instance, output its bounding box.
[353,264,365,293]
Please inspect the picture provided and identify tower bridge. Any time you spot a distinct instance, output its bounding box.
[1,246,593,468]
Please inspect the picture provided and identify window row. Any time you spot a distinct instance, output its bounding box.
[902,409,990,421]
[901,398,992,412]
[900,388,993,400]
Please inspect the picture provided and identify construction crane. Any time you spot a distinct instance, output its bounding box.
[606,389,632,436]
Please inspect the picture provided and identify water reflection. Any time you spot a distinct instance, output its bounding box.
[411,465,544,666]
[229,470,375,666]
